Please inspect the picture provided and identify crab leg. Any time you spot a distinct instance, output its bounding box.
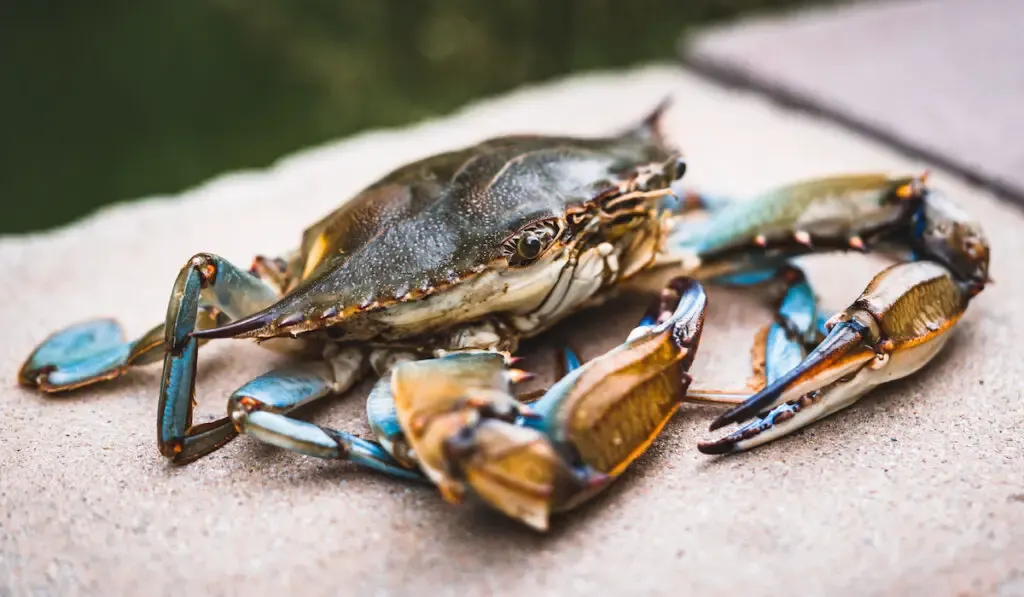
[17,310,225,393]
[224,343,540,480]
[560,346,583,374]
[683,265,830,405]
[364,349,543,470]
[663,173,927,277]
[660,186,739,242]
[20,319,167,392]
[225,356,424,481]
[675,177,990,454]
[17,250,299,394]
[157,253,281,463]
[170,344,424,480]
[699,260,972,454]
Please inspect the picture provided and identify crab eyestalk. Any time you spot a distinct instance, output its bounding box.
[389,277,707,530]
[699,260,976,454]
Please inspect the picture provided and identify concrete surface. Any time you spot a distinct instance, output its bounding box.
[2,66,1023,596]
[687,0,1024,200]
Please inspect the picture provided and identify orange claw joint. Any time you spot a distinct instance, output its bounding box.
[699,260,973,454]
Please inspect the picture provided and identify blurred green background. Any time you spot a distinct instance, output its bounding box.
[1,0,827,234]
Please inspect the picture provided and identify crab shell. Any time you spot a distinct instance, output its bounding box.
[195,103,679,352]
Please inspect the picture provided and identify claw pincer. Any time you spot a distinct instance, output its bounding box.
[387,278,707,530]
[701,259,975,454]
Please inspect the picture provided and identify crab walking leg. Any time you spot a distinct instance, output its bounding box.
[18,308,227,393]
[684,265,829,405]
[20,319,164,392]
[157,253,281,463]
[223,351,424,481]
[247,252,300,294]
[243,411,423,481]
[561,346,583,375]
[758,312,832,386]
[698,261,974,454]
[366,373,418,468]
[18,250,298,394]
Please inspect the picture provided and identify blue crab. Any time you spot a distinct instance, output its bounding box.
[19,101,990,530]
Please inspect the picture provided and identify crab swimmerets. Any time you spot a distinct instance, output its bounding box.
[19,101,990,530]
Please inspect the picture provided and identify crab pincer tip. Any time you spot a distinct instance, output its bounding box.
[706,375,793,431]
[707,410,738,432]
[696,437,738,455]
[707,393,775,431]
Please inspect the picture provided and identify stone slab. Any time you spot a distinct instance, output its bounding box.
[687,0,1024,201]
[2,65,1022,596]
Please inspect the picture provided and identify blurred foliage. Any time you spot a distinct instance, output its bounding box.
[1,0,828,233]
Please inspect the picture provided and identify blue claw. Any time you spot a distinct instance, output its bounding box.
[697,399,807,455]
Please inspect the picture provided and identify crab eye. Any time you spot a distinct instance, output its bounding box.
[501,219,562,267]
[517,234,543,260]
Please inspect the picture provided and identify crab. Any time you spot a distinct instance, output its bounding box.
[19,101,990,530]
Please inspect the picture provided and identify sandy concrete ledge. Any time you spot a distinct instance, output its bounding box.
[2,65,1022,596]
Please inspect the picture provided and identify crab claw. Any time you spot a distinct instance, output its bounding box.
[701,260,973,454]
[706,316,876,433]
